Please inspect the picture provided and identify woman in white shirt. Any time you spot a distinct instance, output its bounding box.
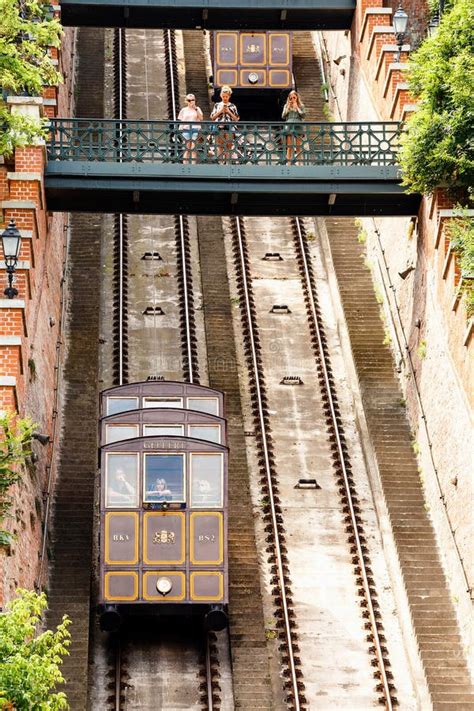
[211,85,239,163]
[178,93,204,164]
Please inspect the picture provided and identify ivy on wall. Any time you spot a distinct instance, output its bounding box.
[400,0,474,195]
[0,0,62,156]
[0,412,36,547]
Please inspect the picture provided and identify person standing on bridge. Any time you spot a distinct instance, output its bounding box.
[211,85,240,163]
[282,90,306,164]
[178,94,204,164]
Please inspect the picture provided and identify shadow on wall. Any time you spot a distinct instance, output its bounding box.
[405,231,428,419]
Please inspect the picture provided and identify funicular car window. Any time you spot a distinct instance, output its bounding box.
[143,425,185,437]
[188,425,221,444]
[106,425,139,443]
[106,453,139,508]
[190,454,223,508]
[144,454,185,503]
[143,397,183,409]
[187,398,219,416]
[107,397,139,415]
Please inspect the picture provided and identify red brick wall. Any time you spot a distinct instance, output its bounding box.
[0,26,76,604]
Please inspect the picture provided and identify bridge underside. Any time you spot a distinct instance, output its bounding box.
[59,0,355,29]
[45,165,420,216]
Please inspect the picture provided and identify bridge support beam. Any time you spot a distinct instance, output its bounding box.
[45,176,420,216]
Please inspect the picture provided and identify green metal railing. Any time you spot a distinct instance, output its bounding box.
[46,119,403,167]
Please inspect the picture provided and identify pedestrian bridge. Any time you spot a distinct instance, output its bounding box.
[59,0,355,29]
[45,119,421,216]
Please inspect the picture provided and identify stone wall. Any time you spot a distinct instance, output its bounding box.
[0,22,77,605]
[319,6,473,654]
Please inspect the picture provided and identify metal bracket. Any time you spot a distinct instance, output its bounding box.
[280,376,303,385]
[295,479,321,489]
[143,306,165,315]
[142,251,162,260]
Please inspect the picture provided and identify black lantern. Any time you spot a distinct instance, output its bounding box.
[428,0,444,37]
[427,11,440,37]
[393,4,409,61]
[1,219,22,299]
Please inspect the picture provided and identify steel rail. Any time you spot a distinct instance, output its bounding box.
[234,216,300,710]
[165,29,195,384]
[114,30,126,711]
[115,636,122,711]
[166,30,178,122]
[293,216,393,709]
[118,216,125,387]
[179,213,194,383]
[117,27,125,385]
[205,635,214,709]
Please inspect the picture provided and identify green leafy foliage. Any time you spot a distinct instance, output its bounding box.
[0,412,36,546]
[0,105,49,156]
[0,0,62,156]
[400,0,474,194]
[0,589,71,710]
[447,208,474,316]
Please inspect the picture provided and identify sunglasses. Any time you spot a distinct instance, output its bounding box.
[186,98,195,101]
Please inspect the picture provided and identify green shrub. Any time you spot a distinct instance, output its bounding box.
[0,0,62,156]
[400,0,474,194]
[0,589,70,710]
[447,208,474,316]
[0,412,36,546]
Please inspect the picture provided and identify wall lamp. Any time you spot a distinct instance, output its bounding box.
[32,433,51,446]
[427,12,440,37]
[393,3,409,61]
[398,264,415,280]
[1,219,22,299]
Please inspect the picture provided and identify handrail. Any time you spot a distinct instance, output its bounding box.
[46,118,404,167]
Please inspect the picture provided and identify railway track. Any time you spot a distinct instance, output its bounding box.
[181,29,406,709]
[228,213,399,708]
[46,24,442,711]
[181,30,275,710]
[99,27,221,711]
[230,216,306,710]
[290,215,396,706]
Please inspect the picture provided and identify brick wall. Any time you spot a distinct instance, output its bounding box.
[0,24,76,605]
